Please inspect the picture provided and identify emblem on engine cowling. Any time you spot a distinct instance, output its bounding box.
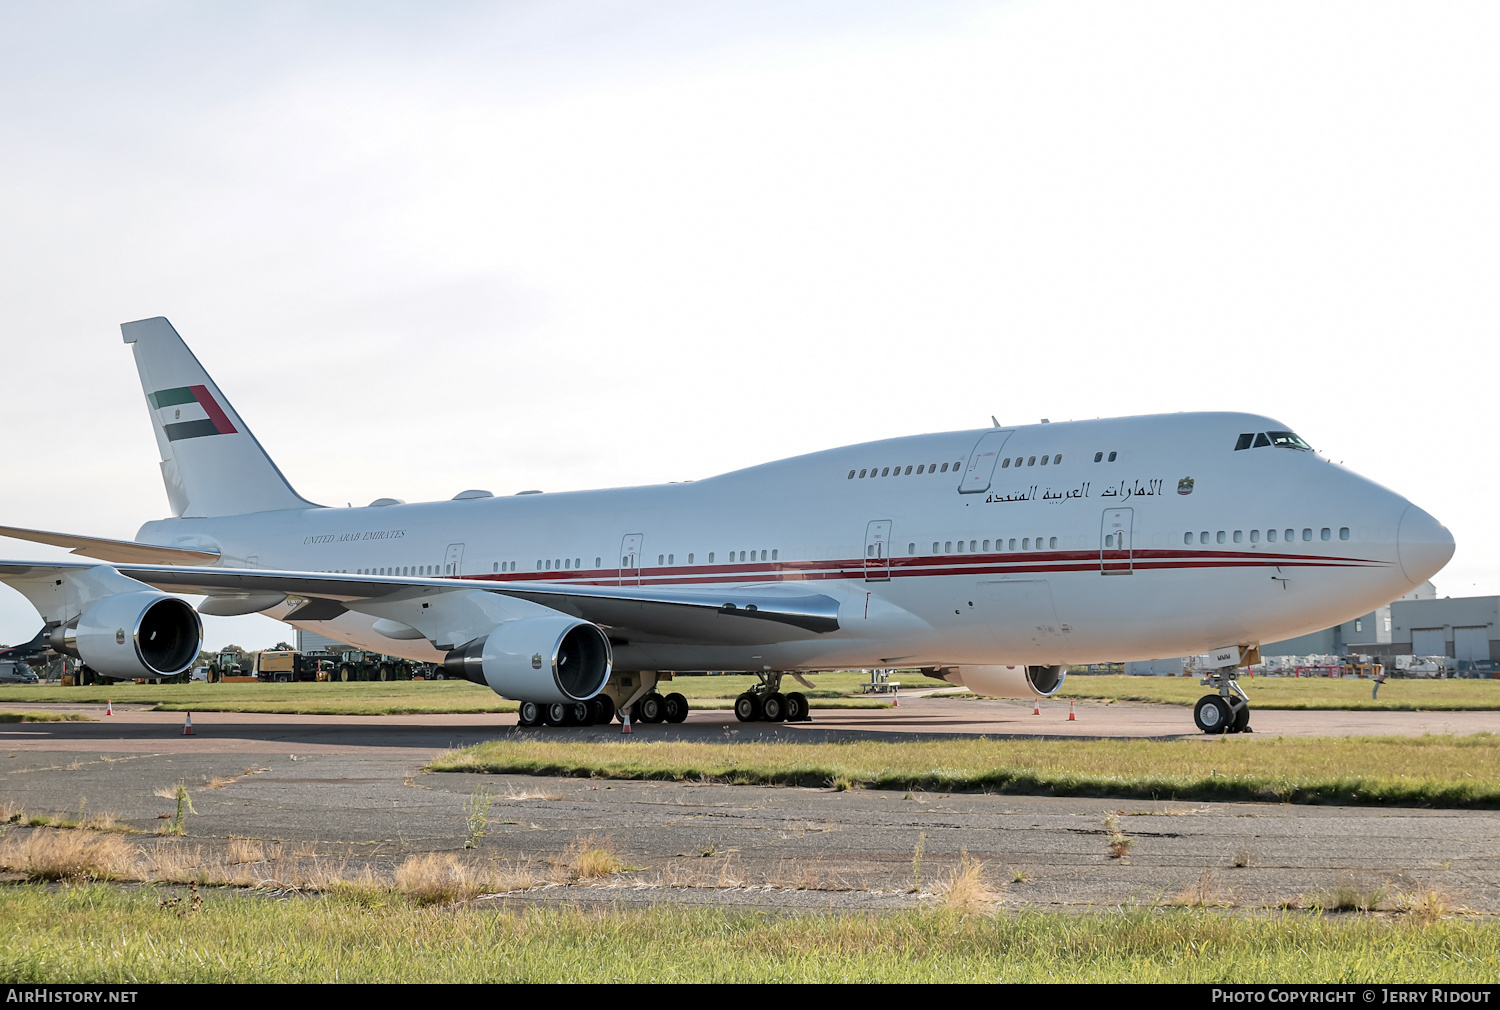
[1177,477,1195,496]
[116,628,126,645]
[530,653,542,670]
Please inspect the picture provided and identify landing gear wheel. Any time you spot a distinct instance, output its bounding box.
[1194,695,1233,734]
[784,691,809,722]
[663,692,689,724]
[569,701,591,725]
[761,692,787,722]
[734,692,762,723]
[637,692,666,724]
[590,694,617,726]
[544,702,571,727]
[518,700,543,727]
[1230,698,1251,734]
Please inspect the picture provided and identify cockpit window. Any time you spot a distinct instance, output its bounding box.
[1267,431,1311,450]
[1235,430,1313,451]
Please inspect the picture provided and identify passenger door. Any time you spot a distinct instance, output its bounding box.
[1099,508,1133,575]
[444,543,465,577]
[864,520,892,582]
[619,534,643,586]
[958,429,1015,494]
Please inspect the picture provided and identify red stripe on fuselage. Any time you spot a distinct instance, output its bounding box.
[456,547,1390,589]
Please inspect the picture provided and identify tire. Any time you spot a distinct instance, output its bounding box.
[638,692,665,724]
[762,692,786,722]
[544,702,571,727]
[434,671,446,681]
[1194,695,1233,734]
[339,665,354,683]
[518,700,543,727]
[590,694,617,726]
[377,664,391,682]
[785,691,809,722]
[1230,699,1251,734]
[570,701,591,725]
[663,692,689,724]
[734,692,761,723]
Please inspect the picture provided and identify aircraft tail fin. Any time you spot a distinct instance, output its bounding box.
[121,317,319,517]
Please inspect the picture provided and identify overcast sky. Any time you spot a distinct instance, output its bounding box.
[1,1,1496,650]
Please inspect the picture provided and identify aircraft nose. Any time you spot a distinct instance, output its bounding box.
[1396,503,1455,586]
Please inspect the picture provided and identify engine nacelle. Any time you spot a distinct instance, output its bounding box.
[937,664,1066,698]
[50,591,202,680]
[442,615,611,704]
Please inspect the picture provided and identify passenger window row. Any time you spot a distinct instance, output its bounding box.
[917,536,1060,554]
[847,460,964,479]
[356,565,445,577]
[1092,451,1119,463]
[1182,527,1350,545]
[1000,453,1061,468]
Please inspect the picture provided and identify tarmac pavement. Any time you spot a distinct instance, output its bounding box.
[2,697,1497,912]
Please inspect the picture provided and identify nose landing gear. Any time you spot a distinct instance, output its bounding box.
[1194,670,1252,734]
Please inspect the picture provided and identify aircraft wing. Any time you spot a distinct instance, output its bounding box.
[0,560,843,646]
[0,526,221,566]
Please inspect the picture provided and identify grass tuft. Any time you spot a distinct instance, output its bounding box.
[935,850,993,914]
[0,829,137,881]
[563,835,624,880]
[1168,871,1235,908]
[1103,812,1132,859]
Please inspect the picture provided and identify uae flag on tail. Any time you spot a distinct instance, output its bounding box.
[150,385,239,441]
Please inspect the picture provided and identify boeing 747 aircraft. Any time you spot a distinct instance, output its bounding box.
[0,318,1455,733]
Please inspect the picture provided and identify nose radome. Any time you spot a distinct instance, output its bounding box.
[1397,503,1456,586]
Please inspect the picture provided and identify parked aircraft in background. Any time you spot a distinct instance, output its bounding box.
[0,318,1455,733]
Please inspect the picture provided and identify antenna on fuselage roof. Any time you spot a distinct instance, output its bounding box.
[991,416,1001,428]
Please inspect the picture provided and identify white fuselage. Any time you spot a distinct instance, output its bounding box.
[136,411,1449,672]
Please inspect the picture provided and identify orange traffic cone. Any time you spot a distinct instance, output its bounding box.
[1032,698,1041,715]
[892,692,898,707]
[105,700,113,716]
[182,713,195,736]
[621,709,632,735]
[1067,701,1076,722]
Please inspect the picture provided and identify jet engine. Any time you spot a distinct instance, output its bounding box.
[442,615,611,703]
[935,664,1066,698]
[49,591,202,680]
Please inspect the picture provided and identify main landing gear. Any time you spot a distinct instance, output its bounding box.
[734,672,811,724]
[1194,670,1252,734]
[515,691,690,728]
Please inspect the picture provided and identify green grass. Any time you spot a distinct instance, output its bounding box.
[0,710,96,722]
[0,884,1492,982]
[0,680,517,715]
[1052,674,1500,710]
[430,733,1500,807]
[0,672,898,716]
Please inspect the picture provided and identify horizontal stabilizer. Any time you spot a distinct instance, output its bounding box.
[0,525,220,566]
